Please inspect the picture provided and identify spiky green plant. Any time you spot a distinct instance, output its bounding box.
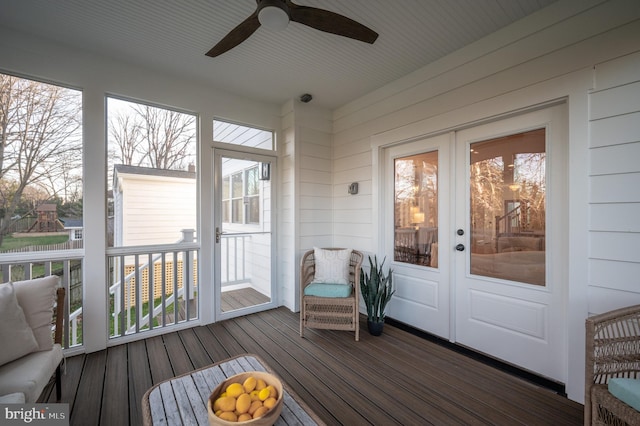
[360,255,395,323]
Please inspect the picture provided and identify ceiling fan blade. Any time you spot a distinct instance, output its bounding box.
[288,2,378,44]
[206,13,261,57]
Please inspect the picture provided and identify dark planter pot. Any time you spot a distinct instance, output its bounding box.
[367,320,384,336]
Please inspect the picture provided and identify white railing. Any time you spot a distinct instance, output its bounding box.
[107,229,199,339]
[0,251,84,349]
[221,233,251,286]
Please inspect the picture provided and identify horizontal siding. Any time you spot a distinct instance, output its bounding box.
[296,104,333,260]
[121,178,196,246]
[590,143,640,175]
[588,50,640,313]
[590,111,640,148]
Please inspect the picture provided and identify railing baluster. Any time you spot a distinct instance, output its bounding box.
[161,252,167,327]
[134,254,140,334]
[172,251,177,325]
[148,253,154,331]
[120,254,126,337]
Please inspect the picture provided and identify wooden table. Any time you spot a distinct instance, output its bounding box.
[142,354,324,425]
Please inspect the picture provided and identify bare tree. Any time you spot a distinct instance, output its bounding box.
[108,110,143,166]
[0,74,81,244]
[133,104,195,170]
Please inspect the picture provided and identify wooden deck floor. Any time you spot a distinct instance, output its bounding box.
[41,307,583,425]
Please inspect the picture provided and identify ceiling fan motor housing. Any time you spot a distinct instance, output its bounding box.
[258,0,290,31]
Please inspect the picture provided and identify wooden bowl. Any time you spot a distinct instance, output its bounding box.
[207,371,283,426]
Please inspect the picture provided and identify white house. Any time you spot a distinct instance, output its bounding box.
[0,0,639,403]
[112,164,197,247]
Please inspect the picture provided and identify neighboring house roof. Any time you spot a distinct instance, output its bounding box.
[113,164,196,180]
[60,218,83,228]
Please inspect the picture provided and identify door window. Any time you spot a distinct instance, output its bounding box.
[393,151,438,267]
[469,128,546,285]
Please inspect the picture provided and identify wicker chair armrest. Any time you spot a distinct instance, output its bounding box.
[591,384,640,425]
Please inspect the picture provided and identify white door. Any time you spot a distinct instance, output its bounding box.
[454,104,567,382]
[384,133,452,338]
[213,149,278,320]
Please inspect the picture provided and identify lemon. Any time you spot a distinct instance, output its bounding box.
[238,413,252,422]
[258,388,270,401]
[235,393,252,414]
[263,397,277,409]
[248,400,263,415]
[225,382,244,398]
[217,411,237,422]
[265,385,277,399]
[250,390,260,401]
[215,396,236,412]
[253,406,269,419]
[243,376,257,393]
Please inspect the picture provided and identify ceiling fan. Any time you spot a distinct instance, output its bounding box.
[206,0,378,57]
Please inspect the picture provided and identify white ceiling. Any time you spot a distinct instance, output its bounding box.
[0,0,558,110]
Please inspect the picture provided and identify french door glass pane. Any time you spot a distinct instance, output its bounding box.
[469,128,546,286]
[394,151,438,266]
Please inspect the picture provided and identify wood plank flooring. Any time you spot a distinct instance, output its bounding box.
[40,306,584,425]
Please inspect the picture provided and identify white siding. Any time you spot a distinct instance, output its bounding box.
[279,102,333,311]
[588,51,640,312]
[118,175,196,246]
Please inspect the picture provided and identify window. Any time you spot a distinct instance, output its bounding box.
[222,166,260,225]
[0,73,83,256]
[393,151,438,266]
[107,97,197,247]
[469,128,546,285]
[106,97,199,338]
[0,72,83,348]
[213,119,273,150]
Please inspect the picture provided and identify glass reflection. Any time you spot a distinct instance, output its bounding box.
[469,128,546,286]
[394,151,438,267]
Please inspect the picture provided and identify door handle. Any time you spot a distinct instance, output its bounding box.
[215,227,225,243]
[455,244,465,252]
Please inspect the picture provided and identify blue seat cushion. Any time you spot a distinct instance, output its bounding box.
[608,378,640,411]
[304,283,352,298]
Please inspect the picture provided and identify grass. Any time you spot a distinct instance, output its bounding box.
[0,234,69,252]
[109,294,178,337]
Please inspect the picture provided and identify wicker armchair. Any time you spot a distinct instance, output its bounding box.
[585,304,640,425]
[300,248,364,341]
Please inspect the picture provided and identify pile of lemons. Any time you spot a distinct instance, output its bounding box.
[212,375,279,422]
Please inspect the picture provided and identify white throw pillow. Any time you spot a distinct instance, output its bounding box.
[312,248,352,284]
[0,282,39,366]
[13,276,59,351]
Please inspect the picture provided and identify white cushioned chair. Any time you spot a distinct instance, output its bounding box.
[585,304,640,425]
[300,248,363,341]
[0,276,65,402]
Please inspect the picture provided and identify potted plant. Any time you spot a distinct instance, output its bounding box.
[360,255,395,336]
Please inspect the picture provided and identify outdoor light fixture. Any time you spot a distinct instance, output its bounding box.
[259,162,271,180]
[258,0,290,31]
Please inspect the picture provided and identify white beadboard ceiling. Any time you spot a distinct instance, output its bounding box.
[0,0,557,110]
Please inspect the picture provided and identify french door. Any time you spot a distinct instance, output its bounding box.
[213,149,277,320]
[384,133,452,338]
[384,104,567,382]
[454,104,567,382]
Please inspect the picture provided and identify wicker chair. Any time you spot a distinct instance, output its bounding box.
[300,248,364,341]
[585,304,640,425]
